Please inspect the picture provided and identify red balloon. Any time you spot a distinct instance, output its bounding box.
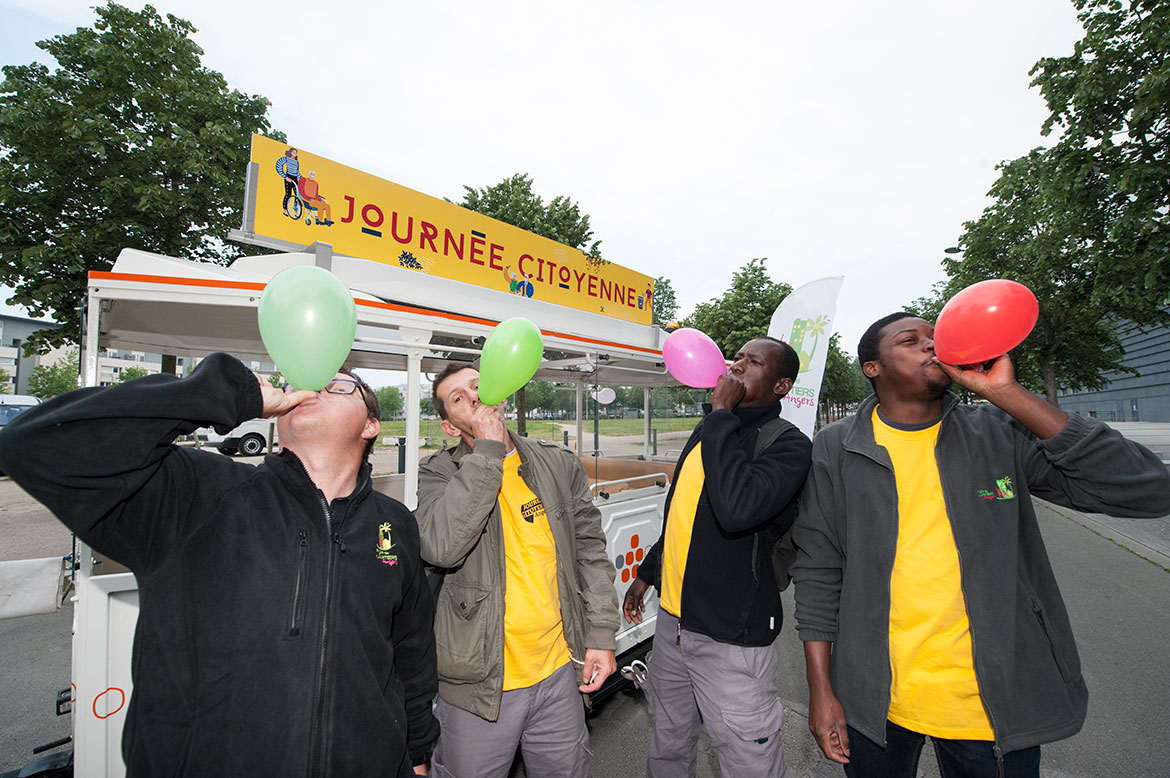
[933,280,1039,365]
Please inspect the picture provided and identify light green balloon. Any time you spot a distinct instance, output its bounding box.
[257,266,357,391]
[477,317,543,405]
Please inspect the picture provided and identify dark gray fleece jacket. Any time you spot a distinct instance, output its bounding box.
[792,393,1170,755]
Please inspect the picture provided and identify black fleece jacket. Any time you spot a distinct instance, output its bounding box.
[0,353,439,777]
[638,401,812,646]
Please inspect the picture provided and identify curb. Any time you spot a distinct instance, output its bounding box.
[1041,501,1170,571]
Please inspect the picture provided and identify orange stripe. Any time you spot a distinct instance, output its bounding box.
[89,270,663,357]
[89,271,266,292]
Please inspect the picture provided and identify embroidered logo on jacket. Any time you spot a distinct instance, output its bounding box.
[977,476,1016,501]
[376,522,398,565]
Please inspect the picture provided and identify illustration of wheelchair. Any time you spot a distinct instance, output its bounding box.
[283,178,320,225]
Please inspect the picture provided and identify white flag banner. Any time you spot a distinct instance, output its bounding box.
[767,276,844,438]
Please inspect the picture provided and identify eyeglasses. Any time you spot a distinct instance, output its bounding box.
[283,378,366,398]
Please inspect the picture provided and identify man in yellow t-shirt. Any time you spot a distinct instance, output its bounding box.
[622,337,812,778]
[793,312,1170,778]
[416,363,620,778]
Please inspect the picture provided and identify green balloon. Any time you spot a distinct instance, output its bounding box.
[257,266,357,391]
[477,317,544,405]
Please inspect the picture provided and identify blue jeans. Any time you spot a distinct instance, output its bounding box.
[844,720,1040,778]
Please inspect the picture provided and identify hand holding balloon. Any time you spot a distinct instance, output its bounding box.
[933,280,1038,366]
[258,266,357,391]
[468,399,508,445]
[933,352,1018,399]
[477,317,544,405]
[662,328,727,388]
[710,373,746,411]
[257,374,315,418]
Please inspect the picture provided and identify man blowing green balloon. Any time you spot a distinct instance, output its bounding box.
[0,353,439,777]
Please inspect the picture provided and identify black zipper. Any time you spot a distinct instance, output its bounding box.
[937,433,1003,761]
[288,530,309,637]
[1031,596,1073,680]
[308,493,339,777]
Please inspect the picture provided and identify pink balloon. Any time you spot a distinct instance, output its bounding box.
[934,279,1039,364]
[590,387,617,405]
[662,328,727,388]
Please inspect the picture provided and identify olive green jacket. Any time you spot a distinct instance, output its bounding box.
[416,433,619,721]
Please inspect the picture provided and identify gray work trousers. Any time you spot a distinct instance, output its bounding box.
[431,662,591,778]
[646,610,786,778]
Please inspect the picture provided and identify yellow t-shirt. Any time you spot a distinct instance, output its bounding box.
[873,409,994,740]
[660,442,704,618]
[498,450,570,690]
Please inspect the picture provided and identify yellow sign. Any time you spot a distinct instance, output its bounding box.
[251,135,654,325]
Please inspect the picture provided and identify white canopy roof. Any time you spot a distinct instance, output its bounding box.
[89,247,678,388]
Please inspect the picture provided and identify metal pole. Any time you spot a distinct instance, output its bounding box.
[643,386,651,459]
[575,382,584,452]
[593,391,600,457]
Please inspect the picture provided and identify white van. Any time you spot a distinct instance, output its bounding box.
[0,393,42,429]
[198,417,277,456]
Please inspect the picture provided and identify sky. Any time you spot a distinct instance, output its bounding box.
[0,0,1087,375]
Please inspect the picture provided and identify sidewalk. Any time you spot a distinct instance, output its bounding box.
[1081,421,1170,567]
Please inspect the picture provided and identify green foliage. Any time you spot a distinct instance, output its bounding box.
[651,276,679,327]
[267,373,282,388]
[684,258,792,357]
[419,394,435,417]
[940,150,1134,403]
[453,173,601,256]
[651,385,705,412]
[820,334,869,408]
[28,348,79,397]
[375,386,404,420]
[0,367,10,394]
[1030,0,1170,315]
[0,2,283,353]
[523,380,556,412]
[614,386,644,410]
[118,365,150,382]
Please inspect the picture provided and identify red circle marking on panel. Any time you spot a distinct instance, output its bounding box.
[93,687,126,719]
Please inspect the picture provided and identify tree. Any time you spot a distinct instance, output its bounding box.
[375,386,404,420]
[936,150,1133,403]
[453,173,601,256]
[0,2,282,352]
[1030,0,1170,317]
[524,381,556,415]
[819,333,868,425]
[420,395,435,417]
[685,258,792,357]
[651,276,679,327]
[267,373,282,389]
[118,365,150,382]
[456,173,605,432]
[28,349,79,398]
[0,367,10,394]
